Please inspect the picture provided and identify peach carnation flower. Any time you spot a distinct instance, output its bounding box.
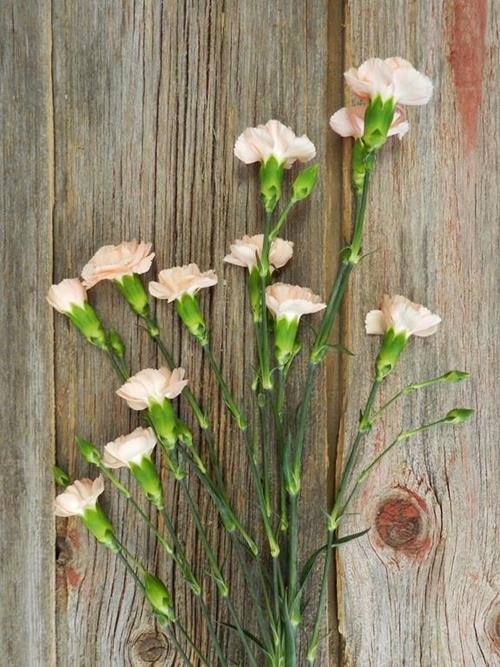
[365,294,441,338]
[54,476,104,517]
[149,264,218,302]
[330,105,409,139]
[81,240,154,288]
[47,278,87,314]
[234,119,316,168]
[102,427,157,469]
[224,234,294,271]
[116,367,188,410]
[345,57,433,106]
[266,283,326,319]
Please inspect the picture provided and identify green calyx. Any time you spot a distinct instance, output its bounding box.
[107,329,125,357]
[81,503,117,550]
[114,273,150,317]
[375,328,408,381]
[259,156,285,213]
[362,95,396,151]
[53,466,71,487]
[175,292,209,345]
[147,399,178,449]
[291,164,319,202]
[273,315,301,368]
[249,267,263,322]
[68,302,107,349]
[351,139,376,194]
[144,572,176,622]
[443,408,474,424]
[129,456,164,509]
[76,437,102,464]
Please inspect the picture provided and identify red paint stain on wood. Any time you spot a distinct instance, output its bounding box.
[449,0,487,154]
[65,566,82,588]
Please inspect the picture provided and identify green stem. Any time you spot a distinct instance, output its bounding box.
[307,379,380,663]
[258,213,273,390]
[259,397,272,518]
[268,199,296,241]
[202,343,247,429]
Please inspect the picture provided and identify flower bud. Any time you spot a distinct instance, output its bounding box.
[175,293,209,345]
[115,273,150,317]
[442,370,470,383]
[291,164,319,202]
[259,156,284,213]
[375,328,408,380]
[108,329,126,357]
[443,408,474,424]
[362,96,396,151]
[53,466,71,487]
[144,573,176,621]
[175,419,193,446]
[76,437,102,465]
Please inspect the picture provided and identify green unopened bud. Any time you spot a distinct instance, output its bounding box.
[81,503,117,550]
[442,370,470,383]
[273,315,301,368]
[260,156,285,213]
[362,96,396,151]
[115,273,150,317]
[144,573,176,621]
[68,302,107,349]
[107,329,125,357]
[129,456,164,509]
[375,328,408,380]
[175,419,193,446]
[147,399,177,449]
[291,164,319,202]
[175,293,209,345]
[53,466,71,487]
[76,437,102,464]
[443,408,474,424]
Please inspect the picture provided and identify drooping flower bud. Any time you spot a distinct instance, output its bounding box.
[76,437,102,464]
[107,329,126,358]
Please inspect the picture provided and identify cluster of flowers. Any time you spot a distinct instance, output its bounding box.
[48,57,472,666]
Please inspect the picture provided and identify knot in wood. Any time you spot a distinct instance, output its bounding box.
[132,631,169,664]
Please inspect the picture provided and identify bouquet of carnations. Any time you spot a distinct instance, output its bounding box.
[49,57,472,666]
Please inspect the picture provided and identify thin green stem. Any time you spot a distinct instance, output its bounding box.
[268,200,296,241]
[307,378,380,663]
[259,397,272,518]
[202,343,247,429]
[176,619,211,667]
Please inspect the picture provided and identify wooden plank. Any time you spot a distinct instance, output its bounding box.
[336,1,499,665]
[0,1,55,666]
[51,1,337,664]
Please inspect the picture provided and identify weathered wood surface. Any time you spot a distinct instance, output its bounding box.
[1,1,498,666]
[337,1,499,666]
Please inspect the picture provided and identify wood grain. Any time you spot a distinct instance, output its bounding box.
[49,1,336,665]
[1,1,498,666]
[336,1,500,665]
[0,1,56,666]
